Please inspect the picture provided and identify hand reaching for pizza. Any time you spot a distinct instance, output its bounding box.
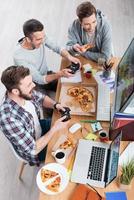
[73,43,94,53]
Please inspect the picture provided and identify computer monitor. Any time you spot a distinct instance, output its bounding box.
[113,38,134,115]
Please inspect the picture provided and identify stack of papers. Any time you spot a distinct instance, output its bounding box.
[61,70,82,83]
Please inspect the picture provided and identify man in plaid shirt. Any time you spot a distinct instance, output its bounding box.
[0,66,69,165]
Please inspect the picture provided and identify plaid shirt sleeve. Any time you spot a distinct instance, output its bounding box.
[32,90,45,107]
[0,115,37,162]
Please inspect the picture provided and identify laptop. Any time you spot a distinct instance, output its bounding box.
[71,132,122,188]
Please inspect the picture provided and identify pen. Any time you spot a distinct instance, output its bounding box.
[80,120,98,123]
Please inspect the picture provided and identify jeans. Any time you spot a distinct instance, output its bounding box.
[38,118,51,162]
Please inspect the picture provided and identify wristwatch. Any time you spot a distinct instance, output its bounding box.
[53,102,60,109]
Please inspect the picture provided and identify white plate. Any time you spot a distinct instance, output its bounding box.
[36,163,69,195]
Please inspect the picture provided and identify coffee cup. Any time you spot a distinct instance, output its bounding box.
[99,130,109,142]
[85,71,92,78]
[52,149,66,164]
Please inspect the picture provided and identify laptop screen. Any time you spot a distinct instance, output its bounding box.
[107,132,122,184]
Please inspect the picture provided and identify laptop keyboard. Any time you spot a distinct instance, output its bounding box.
[87,146,106,181]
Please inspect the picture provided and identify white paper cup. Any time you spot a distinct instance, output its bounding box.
[52,149,66,164]
[99,130,109,142]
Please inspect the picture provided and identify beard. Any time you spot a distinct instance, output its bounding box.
[18,88,33,100]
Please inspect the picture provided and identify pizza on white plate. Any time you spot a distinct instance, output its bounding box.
[40,168,59,183]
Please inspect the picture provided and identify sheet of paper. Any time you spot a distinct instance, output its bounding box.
[61,70,82,83]
[84,132,98,140]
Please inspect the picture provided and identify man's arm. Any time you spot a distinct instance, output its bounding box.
[66,20,83,54]
[35,116,69,154]
[45,68,73,83]
[60,49,81,65]
[14,58,73,84]
[45,36,81,66]
[0,118,37,162]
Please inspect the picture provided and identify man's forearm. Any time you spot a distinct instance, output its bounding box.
[35,127,55,154]
[44,72,62,83]
[60,49,72,61]
[43,95,56,108]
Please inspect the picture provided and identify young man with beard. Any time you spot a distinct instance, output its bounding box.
[66,1,113,62]
[0,66,69,165]
[13,19,81,92]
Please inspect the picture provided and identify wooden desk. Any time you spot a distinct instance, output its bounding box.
[38,56,133,200]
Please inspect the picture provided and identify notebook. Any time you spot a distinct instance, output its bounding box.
[105,191,127,200]
[71,132,122,188]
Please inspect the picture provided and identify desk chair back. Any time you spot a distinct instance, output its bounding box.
[7,141,27,180]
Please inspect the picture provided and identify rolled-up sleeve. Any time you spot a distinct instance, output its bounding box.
[45,36,63,54]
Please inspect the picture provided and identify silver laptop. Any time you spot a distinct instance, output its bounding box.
[71,132,122,188]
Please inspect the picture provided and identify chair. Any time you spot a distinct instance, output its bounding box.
[8,141,28,180]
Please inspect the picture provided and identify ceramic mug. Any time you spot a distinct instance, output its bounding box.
[52,149,66,164]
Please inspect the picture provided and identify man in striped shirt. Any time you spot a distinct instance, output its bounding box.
[0,66,69,165]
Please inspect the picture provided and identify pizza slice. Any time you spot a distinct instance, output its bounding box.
[80,43,94,52]
[67,86,80,97]
[46,176,61,192]
[59,138,75,150]
[41,169,59,182]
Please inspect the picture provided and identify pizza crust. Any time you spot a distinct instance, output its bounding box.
[46,176,61,192]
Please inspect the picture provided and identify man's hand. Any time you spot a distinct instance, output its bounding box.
[52,116,70,132]
[58,68,74,78]
[67,54,81,67]
[61,48,81,67]
[54,103,65,112]
[73,43,82,53]
[73,43,94,53]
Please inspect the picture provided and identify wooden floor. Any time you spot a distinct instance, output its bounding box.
[0,0,134,200]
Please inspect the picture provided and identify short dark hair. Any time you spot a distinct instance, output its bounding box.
[76,1,96,22]
[1,66,30,92]
[23,19,44,38]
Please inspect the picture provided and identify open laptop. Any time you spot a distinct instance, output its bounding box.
[71,132,122,188]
